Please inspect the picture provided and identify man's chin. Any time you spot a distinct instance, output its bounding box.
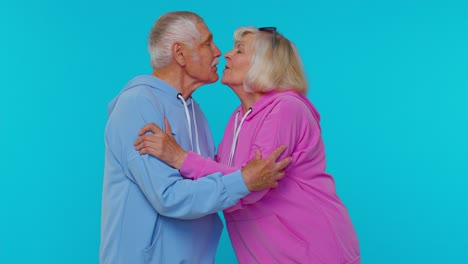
[199,75,219,85]
[209,75,219,83]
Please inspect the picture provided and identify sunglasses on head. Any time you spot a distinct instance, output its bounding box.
[258,27,277,48]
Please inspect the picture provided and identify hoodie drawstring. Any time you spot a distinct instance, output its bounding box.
[228,107,252,166]
[177,93,201,155]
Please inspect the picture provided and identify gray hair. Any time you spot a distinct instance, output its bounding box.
[148,11,204,68]
[234,27,308,94]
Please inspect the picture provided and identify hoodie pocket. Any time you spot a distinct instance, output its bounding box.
[143,215,164,258]
[228,214,308,263]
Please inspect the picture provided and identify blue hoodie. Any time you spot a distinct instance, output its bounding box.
[100,75,249,263]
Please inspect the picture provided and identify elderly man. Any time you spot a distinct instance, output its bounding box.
[100,11,290,263]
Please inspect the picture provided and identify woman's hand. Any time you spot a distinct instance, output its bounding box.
[134,118,188,169]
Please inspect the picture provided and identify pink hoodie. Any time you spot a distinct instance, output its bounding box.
[181,90,360,263]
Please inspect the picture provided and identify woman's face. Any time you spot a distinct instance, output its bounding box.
[221,33,254,88]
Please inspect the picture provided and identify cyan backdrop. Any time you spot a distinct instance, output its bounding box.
[1,0,467,263]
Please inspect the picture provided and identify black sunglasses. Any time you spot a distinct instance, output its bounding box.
[258,27,277,48]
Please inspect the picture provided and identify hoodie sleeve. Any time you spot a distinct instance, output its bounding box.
[178,150,250,213]
[180,151,238,179]
[107,89,249,219]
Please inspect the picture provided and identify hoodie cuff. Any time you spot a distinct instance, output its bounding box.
[222,170,250,204]
[180,151,206,179]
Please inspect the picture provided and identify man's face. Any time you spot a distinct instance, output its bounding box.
[184,22,221,85]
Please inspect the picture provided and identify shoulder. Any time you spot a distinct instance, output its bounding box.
[270,91,313,114]
[267,91,321,129]
[110,88,166,120]
[119,85,173,110]
[119,85,156,101]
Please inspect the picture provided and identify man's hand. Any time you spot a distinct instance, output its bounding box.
[134,118,188,169]
[241,145,291,191]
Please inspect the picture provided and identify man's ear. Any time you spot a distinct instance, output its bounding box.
[172,42,186,66]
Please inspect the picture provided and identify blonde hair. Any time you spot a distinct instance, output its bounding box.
[148,11,204,69]
[233,27,308,94]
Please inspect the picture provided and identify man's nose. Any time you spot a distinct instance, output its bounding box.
[213,44,221,57]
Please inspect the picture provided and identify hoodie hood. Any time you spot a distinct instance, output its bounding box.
[243,90,321,123]
[107,75,181,116]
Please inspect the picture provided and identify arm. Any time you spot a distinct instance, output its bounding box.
[180,151,237,179]
[111,90,288,219]
[134,120,290,181]
[108,91,248,219]
[134,119,238,179]
[133,98,299,213]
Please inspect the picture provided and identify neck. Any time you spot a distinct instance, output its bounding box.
[152,67,200,100]
[231,85,263,113]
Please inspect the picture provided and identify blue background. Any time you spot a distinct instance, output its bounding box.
[1,0,467,263]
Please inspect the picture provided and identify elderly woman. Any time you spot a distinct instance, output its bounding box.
[134,26,361,263]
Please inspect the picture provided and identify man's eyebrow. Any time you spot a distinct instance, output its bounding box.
[201,34,213,43]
